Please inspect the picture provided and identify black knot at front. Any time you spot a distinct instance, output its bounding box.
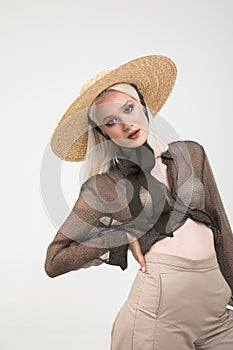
[116,141,173,236]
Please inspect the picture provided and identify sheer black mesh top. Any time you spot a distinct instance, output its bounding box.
[44,140,233,303]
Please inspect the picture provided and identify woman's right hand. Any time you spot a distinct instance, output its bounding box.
[126,233,147,272]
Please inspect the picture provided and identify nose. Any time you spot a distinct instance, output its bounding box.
[122,122,133,131]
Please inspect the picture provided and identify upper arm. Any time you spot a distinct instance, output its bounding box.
[44,173,129,277]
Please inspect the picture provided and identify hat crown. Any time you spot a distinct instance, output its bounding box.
[80,69,112,95]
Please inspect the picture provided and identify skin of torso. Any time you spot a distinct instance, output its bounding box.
[148,156,216,259]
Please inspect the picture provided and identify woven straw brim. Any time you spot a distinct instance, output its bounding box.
[50,55,177,162]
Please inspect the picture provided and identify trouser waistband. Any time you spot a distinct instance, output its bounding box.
[144,251,218,270]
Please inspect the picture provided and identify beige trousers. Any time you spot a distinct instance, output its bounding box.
[110,251,233,350]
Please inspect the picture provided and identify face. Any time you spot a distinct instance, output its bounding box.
[90,90,149,148]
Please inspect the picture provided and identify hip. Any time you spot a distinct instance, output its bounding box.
[126,251,231,320]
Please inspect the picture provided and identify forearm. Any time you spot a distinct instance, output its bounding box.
[44,228,129,278]
[44,231,109,278]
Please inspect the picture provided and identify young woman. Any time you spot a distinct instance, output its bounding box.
[44,55,233,349]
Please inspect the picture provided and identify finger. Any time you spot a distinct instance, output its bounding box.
[128,237,147,272]
[128,240,139,252]
[138,254,147,272]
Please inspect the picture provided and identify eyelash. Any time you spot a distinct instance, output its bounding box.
[105,117,118,126]
[124,104,134,114]
[105,104,134,126]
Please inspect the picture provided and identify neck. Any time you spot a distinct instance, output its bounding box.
[115,147,133,159]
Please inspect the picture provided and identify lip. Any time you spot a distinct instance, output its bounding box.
[127,129,140,139]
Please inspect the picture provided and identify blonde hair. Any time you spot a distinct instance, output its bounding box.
[83,110,168,182]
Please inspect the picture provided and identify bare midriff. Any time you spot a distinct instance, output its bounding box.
[148,156,216,259]
[148,218,216,259]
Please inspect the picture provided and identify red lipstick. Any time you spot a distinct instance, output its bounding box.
[128,129,140,139]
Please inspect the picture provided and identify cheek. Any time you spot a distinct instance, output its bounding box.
[135,108,148,126]
[102,125,122,138]
[139,115,149,131]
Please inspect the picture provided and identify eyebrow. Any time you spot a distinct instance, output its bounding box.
[101,100,132,123]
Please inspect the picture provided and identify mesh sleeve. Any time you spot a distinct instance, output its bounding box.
[44,177,129,277]
[202,145,233,299]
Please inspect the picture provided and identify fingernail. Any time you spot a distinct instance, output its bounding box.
[141,267,146,272]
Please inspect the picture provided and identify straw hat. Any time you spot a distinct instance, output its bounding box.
[50,55,177,162]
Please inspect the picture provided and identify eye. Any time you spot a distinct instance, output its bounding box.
[124,104,134,114]
[105,117,118,126]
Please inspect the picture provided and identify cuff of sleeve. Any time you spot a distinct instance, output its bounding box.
[103,230,129,270]
[105,244,129,270]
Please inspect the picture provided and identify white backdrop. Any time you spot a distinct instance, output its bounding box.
[1,0,233,349]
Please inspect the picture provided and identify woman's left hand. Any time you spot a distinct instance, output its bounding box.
[127,233,147,272]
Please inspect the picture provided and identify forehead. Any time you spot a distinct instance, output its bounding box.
[96,89,134,104]
[90,90,137,121]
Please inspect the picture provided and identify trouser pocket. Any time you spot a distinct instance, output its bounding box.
[135,271,162,318]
